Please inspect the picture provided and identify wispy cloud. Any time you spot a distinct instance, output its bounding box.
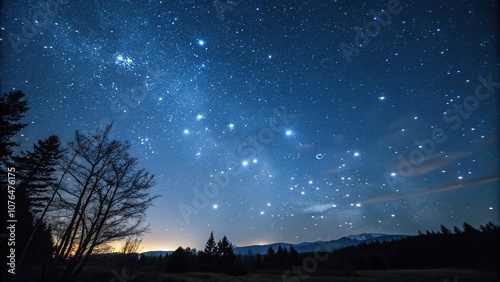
[387,136,498,177]
[303,203,337,213]
[361,175,500,205]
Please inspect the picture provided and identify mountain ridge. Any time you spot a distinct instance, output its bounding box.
[140,233,411,257]
[233,233,409,255]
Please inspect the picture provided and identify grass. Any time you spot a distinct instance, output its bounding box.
[357,269,500,282]
[76,267,499,282]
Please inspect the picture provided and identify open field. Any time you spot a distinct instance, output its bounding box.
[77,267,499,282]
[356,269,499,282]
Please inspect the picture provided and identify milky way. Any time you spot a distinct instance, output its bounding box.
[1,0,498,251]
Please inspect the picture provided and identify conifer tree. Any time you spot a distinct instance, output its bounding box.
[440,224,451,235]
[0,90,29,167]
[217,235,235,269]
[13,135,63,217]
[276,245,285,268]
[462,222,477,234]
[204,231,218,256]
[264,247,275,268]
[217,235,234,258]
[288,245,299,266]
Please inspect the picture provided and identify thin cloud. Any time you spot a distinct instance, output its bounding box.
[361,175,500,205]
[303,203,337,213]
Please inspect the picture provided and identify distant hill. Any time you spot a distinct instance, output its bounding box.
[140,250,171,257]
[233,233,410,255]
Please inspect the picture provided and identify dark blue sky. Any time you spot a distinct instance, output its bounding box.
[1,0,499,251]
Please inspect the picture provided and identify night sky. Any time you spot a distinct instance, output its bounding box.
[1,0,499,252]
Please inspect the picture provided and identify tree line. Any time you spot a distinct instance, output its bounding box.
[1,91,158,282]
[130,222,499,279]
[130,231,301,276]
[311,222,500,274]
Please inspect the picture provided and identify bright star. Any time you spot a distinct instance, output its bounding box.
[285,130,293,136]
[183,129,190,135]
[213,204,218,209]
[196,114,203,120]
[198,39,205,46]
[242,160,249,167]
[354,152,360,157]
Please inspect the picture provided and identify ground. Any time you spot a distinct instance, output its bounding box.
[77,267,499,282]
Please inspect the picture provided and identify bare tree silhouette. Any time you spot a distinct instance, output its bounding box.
[46,124,158,282]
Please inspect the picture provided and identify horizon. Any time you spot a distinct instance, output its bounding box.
[137,231,405,252]
[2,0,499,256]
[134,228,450,252]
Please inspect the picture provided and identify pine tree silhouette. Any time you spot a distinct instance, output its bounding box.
[13,135,63,216]
[204,231,218,256]
[0,91,29,167]
[440,224,451,235]
[217,235,234,258]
